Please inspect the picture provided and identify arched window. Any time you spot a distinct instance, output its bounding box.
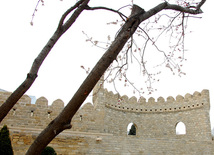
[175,122,186,135]
[127,123,137,135]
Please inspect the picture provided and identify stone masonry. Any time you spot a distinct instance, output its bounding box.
[0,79,214,154]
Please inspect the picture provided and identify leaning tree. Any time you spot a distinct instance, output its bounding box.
[0,0,206,154]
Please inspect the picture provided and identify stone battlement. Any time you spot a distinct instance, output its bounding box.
[0,82,213,155]
[0,91,65,129]
[103,88,209,104]
[103,89,209,113]
[0,91,64,108]
[0,88,210,123]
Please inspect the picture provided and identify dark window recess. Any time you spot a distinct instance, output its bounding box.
[128,123,136,136]
[31,110,34,116]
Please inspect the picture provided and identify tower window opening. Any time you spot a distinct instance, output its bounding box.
[127,122,137,136]
[47,111,51,118]
[80,115,83,121]
[176,122,186,135]
[12,108,16,116]
[30,110,34,117]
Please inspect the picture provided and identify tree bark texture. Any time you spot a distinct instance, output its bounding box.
[0,0,205,154]
[0,0,89,123]
[27,1,206,153]
[26,3,170,155]
[0,30,61,123]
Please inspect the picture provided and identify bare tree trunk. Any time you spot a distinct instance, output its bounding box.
[0,31,61,122]
[26,3,170,154]
[0,0,205,153]
[0,0,89,123]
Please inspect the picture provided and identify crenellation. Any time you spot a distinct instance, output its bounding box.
[102,89,209,108]
[138,96,146,104]
[105,91,119,103]
[176,95,184,102]
[184,93,193,101]
[17,95,31,105]
[167,96,175,103]
[201,89,209,96]
[148,97,155,104]
[51,99,64,109]
[157,96,165,103]
[129,96,137,104]
[120,95,129,103]
[35,97,48,107]
[0,91,69,129]
[193,91,201,98]
[0,85,213,154]
[102,89,210,117]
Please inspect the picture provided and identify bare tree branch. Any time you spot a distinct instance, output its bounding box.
[57,0,85,30]
[85,5,128,20]
[30,0,44,25]
[1,0,206,154]
[165,0,205,14]
[196,0,206,11]
[0,0,89,124]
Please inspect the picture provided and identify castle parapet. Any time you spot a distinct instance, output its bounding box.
[103,89,209,113]
[0,91,66,128]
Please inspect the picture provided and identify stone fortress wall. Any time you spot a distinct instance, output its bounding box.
[0,79,214,154]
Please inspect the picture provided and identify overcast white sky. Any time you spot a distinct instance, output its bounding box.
[0,0,214,126]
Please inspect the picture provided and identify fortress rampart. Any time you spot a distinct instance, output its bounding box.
[88,85,211,141]
[0,79,214,154]
[0,91,64,129]
[104,89,209,113]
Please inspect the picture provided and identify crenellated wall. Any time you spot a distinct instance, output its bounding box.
[0,91,64,129]
[89,86,212,141]
[104,89,209,113]
[0,79,213,154]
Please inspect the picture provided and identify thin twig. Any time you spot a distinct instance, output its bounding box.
[30,0,43,25]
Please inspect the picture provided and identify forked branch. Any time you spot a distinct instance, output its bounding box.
[165,0,205,14]
[0,0,206,154]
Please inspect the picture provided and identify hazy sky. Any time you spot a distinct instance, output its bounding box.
[0,0,214,125]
